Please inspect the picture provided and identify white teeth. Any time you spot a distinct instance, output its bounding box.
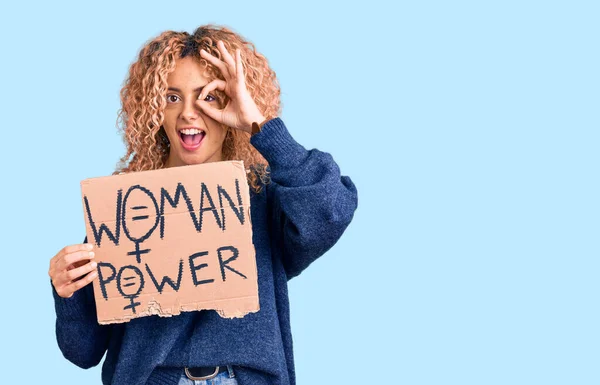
[180,128,204,135]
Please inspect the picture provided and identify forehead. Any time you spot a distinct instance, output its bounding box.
[166,57,211,88]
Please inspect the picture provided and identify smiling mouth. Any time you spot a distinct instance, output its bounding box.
[178,128,206,151]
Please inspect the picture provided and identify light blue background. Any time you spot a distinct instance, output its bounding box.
[0,1,598,384]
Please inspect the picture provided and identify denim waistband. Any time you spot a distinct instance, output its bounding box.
[147,364,235,383]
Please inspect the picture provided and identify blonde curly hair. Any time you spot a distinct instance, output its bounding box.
[114,24,281,193]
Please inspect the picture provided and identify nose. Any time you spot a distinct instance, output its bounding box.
[180,98,200,122]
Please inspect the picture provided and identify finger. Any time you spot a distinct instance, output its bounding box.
[59,249,95,271]
[217,40,236,76]
[51,265,74,288]
[199,78,226,100]
[63,260,98,283]
[196,98,225,123]
[50,243,92,278]
[56,243,94,261]
[235,49,245,83]
[62,270,98,298]
[200,48,231,78]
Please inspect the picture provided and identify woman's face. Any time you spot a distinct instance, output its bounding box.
[163,56,227,168]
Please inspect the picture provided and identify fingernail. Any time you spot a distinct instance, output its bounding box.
[91,261,97,268]
[89,251,95,258]
[90,271,98,278]
[86,243,93,250]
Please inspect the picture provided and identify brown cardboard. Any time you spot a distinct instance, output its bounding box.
[80,160,259,325]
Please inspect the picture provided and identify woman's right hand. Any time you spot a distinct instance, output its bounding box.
[49,243,98,298]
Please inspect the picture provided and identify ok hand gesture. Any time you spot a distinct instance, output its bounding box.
[196,41,266,133]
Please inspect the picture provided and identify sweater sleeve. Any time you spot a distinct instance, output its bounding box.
[250,118,358,280]
[51,236,111,369]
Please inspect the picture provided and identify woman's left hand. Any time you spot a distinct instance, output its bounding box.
[196,40,265,133]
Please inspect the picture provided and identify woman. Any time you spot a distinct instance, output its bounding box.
[48,24,358,385]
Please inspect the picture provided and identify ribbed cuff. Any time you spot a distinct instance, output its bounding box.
[146,367,183,385]
[250,117,307,168]
[51,279,92,321]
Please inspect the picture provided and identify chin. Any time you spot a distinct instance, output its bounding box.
[167,146,222,168]
[180,152,222,166]
[182,155,209,166]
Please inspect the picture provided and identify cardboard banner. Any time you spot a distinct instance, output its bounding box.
[80,160,259,325]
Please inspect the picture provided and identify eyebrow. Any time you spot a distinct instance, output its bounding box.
[167,86,206,93]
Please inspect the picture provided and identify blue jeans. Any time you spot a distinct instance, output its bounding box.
[177,365,238,385]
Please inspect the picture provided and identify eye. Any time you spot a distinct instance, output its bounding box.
[166,94,180,103]
[201,93,216,102]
